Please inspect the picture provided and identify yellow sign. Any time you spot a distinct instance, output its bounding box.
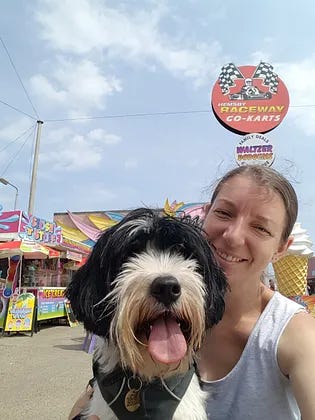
[64,300,79,327]
[4,292,36,332]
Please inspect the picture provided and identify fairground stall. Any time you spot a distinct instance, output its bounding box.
[0,209,90,334]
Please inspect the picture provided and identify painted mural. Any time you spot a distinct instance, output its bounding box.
[0,207,26,233]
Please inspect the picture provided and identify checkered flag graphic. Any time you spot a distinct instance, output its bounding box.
[218,63,244,94]
[252,62,279,94]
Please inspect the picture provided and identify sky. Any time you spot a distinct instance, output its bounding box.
[0,0,315,242]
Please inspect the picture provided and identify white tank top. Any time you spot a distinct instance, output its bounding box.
[201,292,305,420]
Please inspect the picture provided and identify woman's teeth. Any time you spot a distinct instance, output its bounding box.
[216,248,244,262]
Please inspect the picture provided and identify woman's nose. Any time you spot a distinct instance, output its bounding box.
[222,221,246,246]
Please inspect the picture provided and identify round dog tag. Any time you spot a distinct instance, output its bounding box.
[125,388,141,412]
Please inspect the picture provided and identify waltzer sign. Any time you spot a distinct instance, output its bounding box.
[235,133,275,167]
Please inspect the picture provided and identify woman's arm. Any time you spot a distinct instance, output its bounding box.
[278,312,315,420]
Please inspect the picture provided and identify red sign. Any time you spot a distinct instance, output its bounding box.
[211,63,290,135]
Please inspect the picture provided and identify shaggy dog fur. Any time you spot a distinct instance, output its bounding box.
[66,208,227,420]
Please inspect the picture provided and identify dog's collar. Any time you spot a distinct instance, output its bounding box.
[93,361,195,419]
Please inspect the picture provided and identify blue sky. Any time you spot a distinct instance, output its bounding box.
[0,0,315,242]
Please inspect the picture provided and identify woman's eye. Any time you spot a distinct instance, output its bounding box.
[255,226,271,235]
[214,209,230,217]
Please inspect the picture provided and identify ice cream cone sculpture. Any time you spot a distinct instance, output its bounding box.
[273,223,313,296]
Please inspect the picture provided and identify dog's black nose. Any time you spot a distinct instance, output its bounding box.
[150,276,181,306]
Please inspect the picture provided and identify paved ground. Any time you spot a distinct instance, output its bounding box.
[0,322,92,419]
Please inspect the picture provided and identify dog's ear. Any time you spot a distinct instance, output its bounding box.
[65,208,155,336]
[203,254,227,328]
[65,228,114,336]
[189,231,227,328]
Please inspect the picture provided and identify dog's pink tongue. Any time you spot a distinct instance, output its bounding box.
[148,316,187,364]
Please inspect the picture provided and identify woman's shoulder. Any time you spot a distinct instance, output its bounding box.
[265,291,307,314]
[280,309,315,340]
[257,290,303,323]
[278,309,315,376]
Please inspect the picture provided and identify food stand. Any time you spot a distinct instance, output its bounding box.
[0,209,91,331]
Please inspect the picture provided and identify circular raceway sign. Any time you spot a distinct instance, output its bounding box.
[211,63,290,135]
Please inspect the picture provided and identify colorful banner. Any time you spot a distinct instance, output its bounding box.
[20,215,62,244]
[4,292,36,332]
[37,287,66,320]
[0,208,63,248]
[66,250,82,262]
[0,293,9,329]
[61,236,91,254]
[0,209,23,233]
[2,256,20,299]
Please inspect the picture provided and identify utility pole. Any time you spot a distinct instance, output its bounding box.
[28,120,43,215]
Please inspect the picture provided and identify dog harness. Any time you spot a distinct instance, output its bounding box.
[93,361,195,419]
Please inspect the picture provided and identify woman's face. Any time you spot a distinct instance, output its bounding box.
[203,175,291,284]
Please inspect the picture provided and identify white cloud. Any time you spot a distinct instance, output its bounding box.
[88,129,121,145]
[40,126,122,171]
[151,41,224,87]
[30,74,67,103]
[277,57,315,135]
[69,182,117,210]
[43,126,74,145]
[0,118,35,142]
[35,0,226,86]
[124,159,138,169]
[234,54,315,136]
[41,133,102,171]
[250,50,272,64]
[35,0,110,54]
[30,58,122,115]
[76,183,117,201]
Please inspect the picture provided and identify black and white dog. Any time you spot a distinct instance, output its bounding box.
[66,208,227,419]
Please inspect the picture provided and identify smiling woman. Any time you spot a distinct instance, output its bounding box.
[202,167,294,285]
[198,164,315,420]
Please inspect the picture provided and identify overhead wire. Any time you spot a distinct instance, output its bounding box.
[0,36,40,119]
[1,101,315,124]
[0,125,36,177]
[43,104,315,123]
[45,110,211,122]
[0,124,37,154]
[0,98,37,120]
[2,103,315,124]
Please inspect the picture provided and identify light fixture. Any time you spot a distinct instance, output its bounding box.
[0,178,19,210]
